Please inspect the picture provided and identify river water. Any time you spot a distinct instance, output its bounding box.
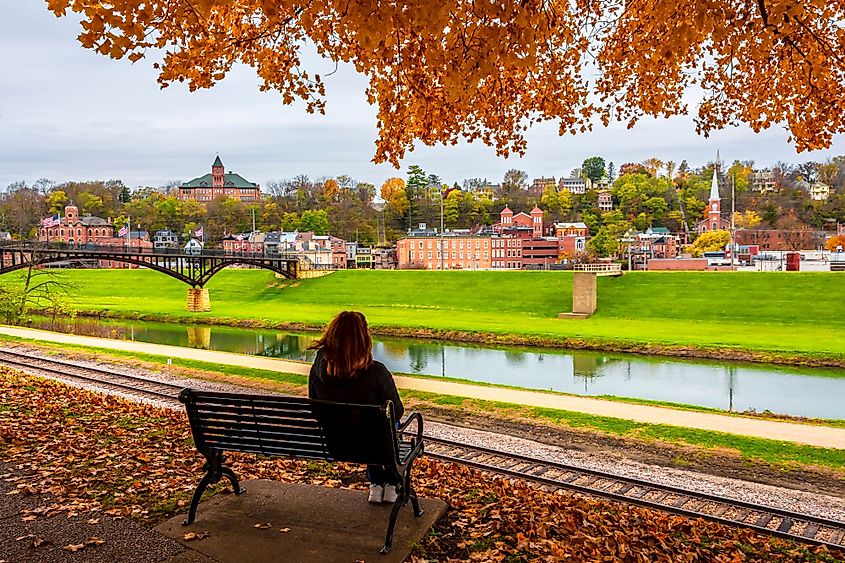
[28,316,845,420]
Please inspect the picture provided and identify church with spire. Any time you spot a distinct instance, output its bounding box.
[177,156,261,203]
[696,156,731,235]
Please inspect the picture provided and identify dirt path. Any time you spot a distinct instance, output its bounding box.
[2,325,843,450]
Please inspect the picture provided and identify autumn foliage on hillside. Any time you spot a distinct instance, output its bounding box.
[45,0,845,165]
[2,369,843,561]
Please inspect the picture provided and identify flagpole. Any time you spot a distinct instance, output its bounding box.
[127,216,131,248]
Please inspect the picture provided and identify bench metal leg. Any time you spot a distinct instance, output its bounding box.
[380,485,406,555]
[183,451,244,526]
[221,466,245,495]
[183,472,213,526]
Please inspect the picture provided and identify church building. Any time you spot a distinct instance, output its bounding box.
[697,169,731,235]
[177,156,261,203]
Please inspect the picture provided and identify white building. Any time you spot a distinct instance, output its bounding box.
[750,169,777,193]
[559,176,587,194]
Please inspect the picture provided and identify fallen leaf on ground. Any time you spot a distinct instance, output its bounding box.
[254,522,272,529]
[62,544,86,552]
[15,535,45,548]
[85,537,106,546]
[183,531,210,541]
[87,518,100,524]
[279,527,291,533]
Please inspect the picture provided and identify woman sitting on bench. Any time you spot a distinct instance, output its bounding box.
[308,310,404,504]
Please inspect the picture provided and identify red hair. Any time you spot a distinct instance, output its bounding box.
[309,311,373,378]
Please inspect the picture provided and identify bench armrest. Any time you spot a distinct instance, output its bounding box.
[397,411,423,443]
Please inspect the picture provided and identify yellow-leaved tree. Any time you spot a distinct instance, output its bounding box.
[690,230,731,257]
[47,0,845,165]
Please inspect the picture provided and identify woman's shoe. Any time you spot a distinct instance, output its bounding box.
[368,484,384,503]
[382,485,398,503]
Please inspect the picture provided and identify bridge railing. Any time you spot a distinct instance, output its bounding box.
[574,263,623,274]
[0,241,349,270]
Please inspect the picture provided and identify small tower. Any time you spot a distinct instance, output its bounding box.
[64,203,79,224]
[212,155,224,188]
[530,205,544,236]
[500,206,513,225]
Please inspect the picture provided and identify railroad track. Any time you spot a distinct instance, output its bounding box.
[2,347,844,552]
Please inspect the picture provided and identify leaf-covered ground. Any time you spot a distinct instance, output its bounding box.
[0,368,841,562]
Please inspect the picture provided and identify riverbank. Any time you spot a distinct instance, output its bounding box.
[8,269,845,367]
[3,325,844,451]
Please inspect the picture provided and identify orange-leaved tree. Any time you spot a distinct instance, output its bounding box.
[47,0,845,165]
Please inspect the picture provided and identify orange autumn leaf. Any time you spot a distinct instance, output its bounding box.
[45,0,845,166]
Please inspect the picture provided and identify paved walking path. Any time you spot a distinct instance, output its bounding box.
[2,325,844,449]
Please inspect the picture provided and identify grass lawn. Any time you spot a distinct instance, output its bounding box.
[15,268,845,363]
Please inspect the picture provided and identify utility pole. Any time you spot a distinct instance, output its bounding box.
[439,188,445,271]
[730,173,736,270]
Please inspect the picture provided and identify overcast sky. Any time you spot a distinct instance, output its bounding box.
[2,3,844,191]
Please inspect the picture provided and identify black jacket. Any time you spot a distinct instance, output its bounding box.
[308,350,404,420]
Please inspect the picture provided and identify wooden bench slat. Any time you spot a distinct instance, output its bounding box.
[197,420,325,437]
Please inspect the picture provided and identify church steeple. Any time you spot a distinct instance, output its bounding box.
[709,168,721,202]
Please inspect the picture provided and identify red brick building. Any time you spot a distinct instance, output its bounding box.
[497,206,544,237]
[396,235,492,270]
[38,204,114,244]
[178,156,261,203]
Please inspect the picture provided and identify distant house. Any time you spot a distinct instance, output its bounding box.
[597,190,613,211]
[184,238,204,255]
[749,169,777,193]
[154,230,180,249]
[559,177,587,194]
[0,232,11,242]
[529,177,556,196]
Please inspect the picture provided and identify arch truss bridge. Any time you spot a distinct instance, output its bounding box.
[0,244,299,288]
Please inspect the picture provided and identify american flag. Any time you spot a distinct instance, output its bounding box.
[195,226,204,239]
[40,214,60,228]
[118,224,129,237]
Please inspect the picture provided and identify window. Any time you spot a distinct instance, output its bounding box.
[428,251,432,259]
[452,252,456,259]
[459,251,464,259]
[418,241,423,249]
[475,240,480,249]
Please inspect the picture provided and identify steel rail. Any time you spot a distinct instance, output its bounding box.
[0,348,182,399]
[2,348,843,551]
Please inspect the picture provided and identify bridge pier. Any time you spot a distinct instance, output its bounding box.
[558,272,597,319]
[186,288,211,312]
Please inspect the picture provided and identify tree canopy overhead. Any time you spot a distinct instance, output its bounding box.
[48,0,845,165]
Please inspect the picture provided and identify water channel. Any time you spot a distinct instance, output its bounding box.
[27,316,845,420]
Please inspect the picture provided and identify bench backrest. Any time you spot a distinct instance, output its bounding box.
[180,389,398,466]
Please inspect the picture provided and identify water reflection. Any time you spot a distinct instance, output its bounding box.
[26,317,845,420]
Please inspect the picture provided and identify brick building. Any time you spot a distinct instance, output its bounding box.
[496,206,545,237]
[396,235,492,270]
[38,204,114,244]
[178,156,261,203]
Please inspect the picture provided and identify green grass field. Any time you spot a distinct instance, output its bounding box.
[9,269,845,362]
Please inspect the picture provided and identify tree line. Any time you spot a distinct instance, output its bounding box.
[2,156,844,250]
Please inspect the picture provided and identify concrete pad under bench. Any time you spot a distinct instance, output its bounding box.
[155,480,447,563]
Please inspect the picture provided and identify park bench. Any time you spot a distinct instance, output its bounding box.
[179,388,425,554]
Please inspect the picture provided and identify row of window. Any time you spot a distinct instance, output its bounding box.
[492,261,522,268]
[492,249,521,258]
[411,239,489,250]
[42,228,112,238]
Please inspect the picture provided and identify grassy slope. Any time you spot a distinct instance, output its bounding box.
[17,269,845,359]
